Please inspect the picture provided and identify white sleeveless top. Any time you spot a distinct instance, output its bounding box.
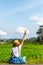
[11,45,21,57]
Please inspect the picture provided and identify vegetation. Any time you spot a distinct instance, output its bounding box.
[37,25,43,44]
[0,42,43,64]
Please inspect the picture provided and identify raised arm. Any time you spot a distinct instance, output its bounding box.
[20,31,26,47]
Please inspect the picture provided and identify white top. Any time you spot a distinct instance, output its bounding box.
[11,45,22,57]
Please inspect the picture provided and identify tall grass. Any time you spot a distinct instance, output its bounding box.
[0,42,43,64]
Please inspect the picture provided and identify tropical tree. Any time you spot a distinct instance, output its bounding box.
[36,25,43,44]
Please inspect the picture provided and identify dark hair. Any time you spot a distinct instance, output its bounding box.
[13,43,19,47]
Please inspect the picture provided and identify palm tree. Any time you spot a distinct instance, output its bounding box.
[37,25,43,44]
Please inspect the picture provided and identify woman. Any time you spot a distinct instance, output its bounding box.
[8,31,26,64]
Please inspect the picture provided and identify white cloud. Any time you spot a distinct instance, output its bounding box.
[29,15,39,20]
[29,15,43,25]
[37,21,43,25]
[0,30,7,35]
[16,27,29,34]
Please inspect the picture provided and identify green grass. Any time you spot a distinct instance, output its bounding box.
[0,42,43,64]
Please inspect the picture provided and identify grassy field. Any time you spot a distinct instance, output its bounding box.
[0,42,43,64]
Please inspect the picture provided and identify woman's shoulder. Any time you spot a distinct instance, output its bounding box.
[10,47,15,52]
[11,47,15,50]
[11,47,14,51]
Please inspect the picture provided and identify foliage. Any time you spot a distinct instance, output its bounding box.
[0,42,43,64]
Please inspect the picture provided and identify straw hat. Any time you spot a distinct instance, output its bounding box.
[13,40,20,46]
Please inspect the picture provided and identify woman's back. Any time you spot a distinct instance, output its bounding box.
[11,45,21,57]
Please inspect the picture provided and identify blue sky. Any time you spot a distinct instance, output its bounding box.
[0,0,43,39]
